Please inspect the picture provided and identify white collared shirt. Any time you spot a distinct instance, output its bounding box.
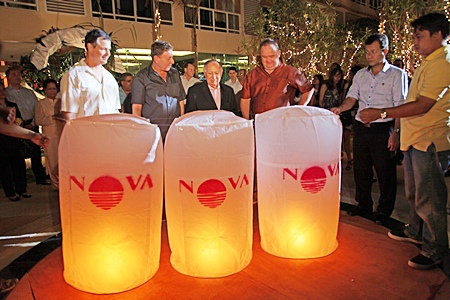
[208,84,221,110]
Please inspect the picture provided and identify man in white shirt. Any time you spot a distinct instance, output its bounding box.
[224,67,242,95]
[60,29,120,120]
[5,66,50,185]
[180,62,201,95]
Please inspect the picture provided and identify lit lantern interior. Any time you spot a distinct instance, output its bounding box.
[59,114,163,294]
[165,111,254,277]
[255,106,342,259]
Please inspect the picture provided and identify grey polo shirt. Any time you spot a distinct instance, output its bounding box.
[131,64,186,141]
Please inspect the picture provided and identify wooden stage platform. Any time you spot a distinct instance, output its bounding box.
[7,211,448,299]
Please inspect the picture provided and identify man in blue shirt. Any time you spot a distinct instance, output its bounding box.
[331,33,408,224]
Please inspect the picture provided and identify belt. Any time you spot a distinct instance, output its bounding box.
[356,120,393,128]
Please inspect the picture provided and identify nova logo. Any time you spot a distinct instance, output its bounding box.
[283,163,339,194]
[70,174,154,210]
[179,174,249,208]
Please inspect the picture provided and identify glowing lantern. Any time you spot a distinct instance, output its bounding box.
[58,114,163,294]
[165,111,254,277]
[255,106,342,259]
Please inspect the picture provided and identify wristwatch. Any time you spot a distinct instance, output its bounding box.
[380,108,387,119]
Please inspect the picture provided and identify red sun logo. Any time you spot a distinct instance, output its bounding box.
[88,176,124,210]
[196,179,227,208]
[300,166,326,194]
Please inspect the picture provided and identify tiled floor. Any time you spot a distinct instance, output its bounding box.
[0,159,449,299]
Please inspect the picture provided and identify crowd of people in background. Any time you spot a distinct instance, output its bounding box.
[0,13,449,283]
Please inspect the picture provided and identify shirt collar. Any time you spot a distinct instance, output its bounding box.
[367,61,391,74]
[425,46,445,61]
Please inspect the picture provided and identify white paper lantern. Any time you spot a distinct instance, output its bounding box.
[165,111,254,277]
[255,106,342,259]
[59,114,163,294]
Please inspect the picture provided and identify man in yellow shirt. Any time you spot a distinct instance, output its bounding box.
[360,13,449,270]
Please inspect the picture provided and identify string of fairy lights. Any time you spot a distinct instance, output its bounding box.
[246,0,450,76]
[258,18,363,78]
[154,8,162,41]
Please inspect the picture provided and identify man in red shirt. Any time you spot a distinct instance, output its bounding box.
[240,38,314,119]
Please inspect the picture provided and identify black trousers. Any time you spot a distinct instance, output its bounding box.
[30,125,47,183]
[353,121,397,215]
[0,150,27,197]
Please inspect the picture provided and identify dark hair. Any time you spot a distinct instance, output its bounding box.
[119,72,133,86]
[326,67,344,93]
[313,74,324,88]
[183,62,194,70]
[204,59,222,71]
[365,33,389,50]
[43,78,58,90]
[350,65,362,76]
[228,67,237,72]
[5,65,21,77]
[260,38,279,51]
[411,13,449,39]
[393,59,404,69]
[84,29,111,50]
[151,40,173,59]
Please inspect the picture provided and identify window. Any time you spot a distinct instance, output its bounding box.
[92,0,172,24]
[46,0,85,15]
[0,0,37,10]
[184,0,240,34]
[369,0,382,10]
[351,0,366,5]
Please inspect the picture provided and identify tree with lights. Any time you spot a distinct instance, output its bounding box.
[378,0,450,75]
[175,0,202,77]
[244,1,374,77]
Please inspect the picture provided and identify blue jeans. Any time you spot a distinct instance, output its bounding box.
[403,144,449,260]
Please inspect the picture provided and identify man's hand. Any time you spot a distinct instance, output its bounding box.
[330,107,342,115]
[387,131,399,151]
[359,108,381,123]
[0,106,16,124]
[31,132,50,148]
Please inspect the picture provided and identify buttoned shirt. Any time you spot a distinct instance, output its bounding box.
[347,62,408,123]
[207,85,221,109]
[224,79,242,94]
[131,64,186,141]
[400,46,450,152]
[6,85,38,124]
[241,64,313,117]
[181,74,201,94]
[60,59,120,119]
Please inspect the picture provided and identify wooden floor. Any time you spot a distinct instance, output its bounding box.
[7,210,449,300]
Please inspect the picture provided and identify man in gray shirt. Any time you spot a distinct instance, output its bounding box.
[131,40,185,142]
[6,66,49,185]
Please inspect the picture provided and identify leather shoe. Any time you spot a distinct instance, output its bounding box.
[374,212,390,226]
[347,206,373,217]
[8,195,20,202]
[20,193,32,198]
[36,180,51,185]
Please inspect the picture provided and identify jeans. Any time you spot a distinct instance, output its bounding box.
[403,145,449,260]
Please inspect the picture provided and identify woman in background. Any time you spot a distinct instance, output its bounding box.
[310,74,324,107]
[35,79,63,191]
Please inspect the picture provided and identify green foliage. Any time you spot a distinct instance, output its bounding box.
[244,1,374,77]
[379,0,449,75]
